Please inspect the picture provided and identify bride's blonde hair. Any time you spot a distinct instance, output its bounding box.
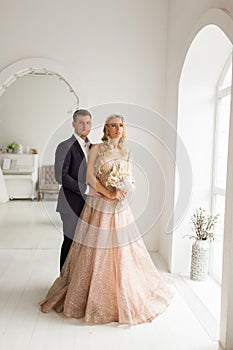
[98,114,128,159]
[101,114,127,143]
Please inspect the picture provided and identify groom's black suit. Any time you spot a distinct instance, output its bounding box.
[55,134,89,270]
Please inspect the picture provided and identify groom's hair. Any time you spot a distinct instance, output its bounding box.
[72,109,92,121]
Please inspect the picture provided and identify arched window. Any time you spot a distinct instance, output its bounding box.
[209,54,232,284]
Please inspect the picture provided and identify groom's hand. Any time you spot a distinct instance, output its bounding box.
[88,186,102,197]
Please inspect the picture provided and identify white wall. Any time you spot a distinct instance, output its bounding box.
[0,0,168,114]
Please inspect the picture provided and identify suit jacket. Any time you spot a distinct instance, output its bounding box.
[55,135,89,217]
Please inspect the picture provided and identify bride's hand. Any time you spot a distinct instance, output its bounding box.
[106,190,117,200]
[116,190,127,201]
[106,190,126,201]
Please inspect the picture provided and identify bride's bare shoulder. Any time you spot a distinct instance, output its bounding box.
[89,143,101,157]
[90,143,100,149]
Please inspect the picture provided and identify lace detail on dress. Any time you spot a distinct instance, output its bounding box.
[94,142,130,191]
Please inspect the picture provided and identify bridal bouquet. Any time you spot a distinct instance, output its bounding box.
[105,161,135,192]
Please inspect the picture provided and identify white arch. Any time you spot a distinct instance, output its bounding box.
[173,8,233,350]
[177,8,233,83]
[0,57,84,104]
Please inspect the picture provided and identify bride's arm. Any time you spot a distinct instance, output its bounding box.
[86,145,116,199]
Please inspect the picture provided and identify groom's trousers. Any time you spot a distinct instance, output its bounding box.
[59,212,78,271]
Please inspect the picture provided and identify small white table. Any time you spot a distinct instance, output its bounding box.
[0,153,38,200]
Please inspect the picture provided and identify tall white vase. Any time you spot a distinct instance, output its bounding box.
[190,240,210,281]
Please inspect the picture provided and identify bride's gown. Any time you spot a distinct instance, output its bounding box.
[39,146,173,325]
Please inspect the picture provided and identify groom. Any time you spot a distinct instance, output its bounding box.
[55,109,96,270]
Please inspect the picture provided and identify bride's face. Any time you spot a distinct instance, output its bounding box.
[107,117,124,140]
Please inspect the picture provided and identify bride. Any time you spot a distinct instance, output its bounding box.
[39,114,173,325]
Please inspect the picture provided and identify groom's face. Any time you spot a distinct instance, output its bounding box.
[72,115,92,140]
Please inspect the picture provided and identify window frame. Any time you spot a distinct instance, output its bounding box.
[209,53,232,284]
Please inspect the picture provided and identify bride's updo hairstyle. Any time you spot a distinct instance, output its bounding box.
[101,114,127,143]
[98,114,128,158]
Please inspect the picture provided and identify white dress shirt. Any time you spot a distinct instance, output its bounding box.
[73,133,90,194]
[73,133,90,161]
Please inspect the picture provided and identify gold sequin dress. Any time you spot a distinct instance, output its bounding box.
[39,144,173,325]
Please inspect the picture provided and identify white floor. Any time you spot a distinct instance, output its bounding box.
[0,200,220,350]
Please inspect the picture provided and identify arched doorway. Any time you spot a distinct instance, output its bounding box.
[173,24,232,273]
[0,57,81,243]
[171,10,233,349]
